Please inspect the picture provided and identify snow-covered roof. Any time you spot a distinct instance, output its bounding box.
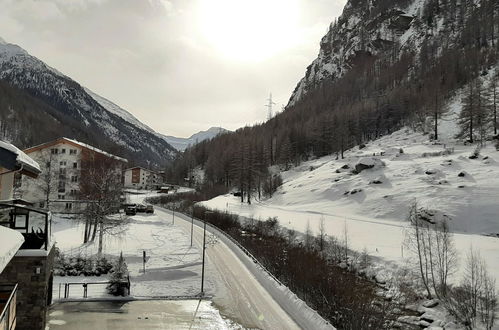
[0,226,24,273]
[25,137,127,163]
[64,138,128,162]
[124,166,157,173]
[0,140,41,175]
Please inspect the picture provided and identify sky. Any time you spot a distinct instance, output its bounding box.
[0,0,347,137]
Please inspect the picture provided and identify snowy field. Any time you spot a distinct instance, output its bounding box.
[52,204,209,299]
[201,127,499,289]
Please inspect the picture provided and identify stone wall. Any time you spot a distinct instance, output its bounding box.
[0,247,55,330]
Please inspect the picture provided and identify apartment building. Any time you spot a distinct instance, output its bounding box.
[19,137,127,213]
[123,167,161,190]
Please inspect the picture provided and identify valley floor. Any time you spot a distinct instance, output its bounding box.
[200,128,499,290]
[52,191,299,329]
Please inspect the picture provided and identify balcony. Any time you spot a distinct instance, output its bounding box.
[0,201,51,250]
[0,284,17,330]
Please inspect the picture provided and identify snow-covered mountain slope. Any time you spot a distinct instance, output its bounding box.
[84,88,229,152]
[288,0,469,106]
[163,127,230,151]
[201,117,499,289]
[84,87,158,136]
[0,38,177,166]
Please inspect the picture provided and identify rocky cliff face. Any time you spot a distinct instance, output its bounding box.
[288,0,473,106]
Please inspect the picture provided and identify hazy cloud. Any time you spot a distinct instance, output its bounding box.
[0,0,346,137]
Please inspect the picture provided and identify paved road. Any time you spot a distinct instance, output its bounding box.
[169,209,300,330]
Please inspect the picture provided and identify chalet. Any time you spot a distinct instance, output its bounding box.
[123,167,161,190]
[0,140,53,330]
[19,137,127,213]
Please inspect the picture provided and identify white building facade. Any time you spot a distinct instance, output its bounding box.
[123,167,160,190]
[19,137,127,213]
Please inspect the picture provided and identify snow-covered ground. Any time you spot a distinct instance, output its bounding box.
[52,190,301,329]
[201,127,499,289]
[53,210,206,299]
[48,300,242,330]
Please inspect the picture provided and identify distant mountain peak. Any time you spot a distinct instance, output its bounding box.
[164,127,230,151]
[0,39,177,166]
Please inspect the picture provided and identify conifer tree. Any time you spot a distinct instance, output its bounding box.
[458,78,491,144]
[107,252,129,296]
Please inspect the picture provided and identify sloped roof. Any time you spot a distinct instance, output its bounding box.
[0,140,41,177]
[24,137,127,163]
[124,166,157,174]
[0,226,24,273]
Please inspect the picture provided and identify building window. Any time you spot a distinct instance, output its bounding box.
[58,195,65,200]
[70,149,77,155]
[61,149,66,154]
[65,203,72,210]
[60,168,66,175]
[39,202,45,208]
[51,148,58,154]
[60,161,67,166]
[70,189,78,196]
[71,176,78,183]
[73,162,78,169]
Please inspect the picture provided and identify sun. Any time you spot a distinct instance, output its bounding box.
[197,0,300,62]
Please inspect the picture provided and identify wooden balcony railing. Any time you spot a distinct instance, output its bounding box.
[0,284,17,330]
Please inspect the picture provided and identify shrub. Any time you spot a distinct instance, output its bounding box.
[54,252,113,277]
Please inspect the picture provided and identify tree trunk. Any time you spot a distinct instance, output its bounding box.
[98,219,104,257]
[91,218,98,241]
[83,219,90,243]
[434,93,439,140]
[494,85,497,136]
[470,84,474,143]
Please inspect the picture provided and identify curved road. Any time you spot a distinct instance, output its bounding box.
[166,208,300,330]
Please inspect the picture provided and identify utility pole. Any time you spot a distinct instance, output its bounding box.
[200,220,207,295]
[172,208,175,225]
[265,93,276,121]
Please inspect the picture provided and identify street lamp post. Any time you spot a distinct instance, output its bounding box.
[200,220,207,295]
[200,211,213,295]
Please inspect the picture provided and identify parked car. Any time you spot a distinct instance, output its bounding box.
[125,204,137,215]
[145,205,154,214]
[136,204,147,213]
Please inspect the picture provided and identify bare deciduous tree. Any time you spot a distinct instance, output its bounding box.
[405,202,457,299]
[318,216,327,252]
[444,248,497,330]
[80,154,125,257]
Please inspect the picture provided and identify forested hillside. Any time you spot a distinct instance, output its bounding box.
[0,39,177,167]
[167,0,499,201]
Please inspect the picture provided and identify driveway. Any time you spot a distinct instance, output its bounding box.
[47,300,240,330]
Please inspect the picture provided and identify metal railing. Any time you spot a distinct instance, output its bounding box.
[0,284,17,330]
[58,276,131,299]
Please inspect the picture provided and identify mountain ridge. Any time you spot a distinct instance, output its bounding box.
[163,127,230,151]
[84,87,230,151]
[0,38,177,167]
